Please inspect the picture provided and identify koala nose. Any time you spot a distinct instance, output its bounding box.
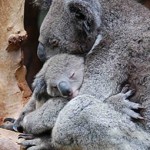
[37,42,46,62]
[58,81,73,97]
[13,124,23,133]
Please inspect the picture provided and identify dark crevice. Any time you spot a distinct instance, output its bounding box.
[21,0,43,89]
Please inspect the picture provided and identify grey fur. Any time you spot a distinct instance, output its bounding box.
[36,0,150,129]
[52,95,150,150]
[19,92,150,150]
[22,97,68,135]
[1,54,84,133]
[18,0,150,149]
[37,0,102,61]
[21,54,84,134]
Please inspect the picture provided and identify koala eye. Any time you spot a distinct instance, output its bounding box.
[49,39,59,48]
[52,86,57,90]
[69,72,75,79]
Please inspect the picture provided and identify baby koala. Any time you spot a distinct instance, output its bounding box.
[33,53,84,107]
[1,53,84,132]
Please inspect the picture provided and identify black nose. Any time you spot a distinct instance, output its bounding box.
[37,42,46,62]
[58,81,72,97]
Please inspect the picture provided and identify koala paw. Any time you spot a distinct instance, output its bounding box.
[0,117,16,131]
[18,134,53,150]
[105,85,144,120]
[18,134,39,150]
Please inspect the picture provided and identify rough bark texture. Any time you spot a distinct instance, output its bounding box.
[0,0,31,149]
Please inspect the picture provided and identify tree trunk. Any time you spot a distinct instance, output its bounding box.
[0,0,31,149]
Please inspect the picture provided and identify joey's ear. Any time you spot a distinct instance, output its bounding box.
[32,75,47,98]
[65,0,101,35]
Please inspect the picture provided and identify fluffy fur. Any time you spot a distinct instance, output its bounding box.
[35,0,150,130]
[17,0,150,149]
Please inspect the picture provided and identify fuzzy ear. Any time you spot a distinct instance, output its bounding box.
[68,1,95,35]
[32,74,47,99]
[65,0,101,35]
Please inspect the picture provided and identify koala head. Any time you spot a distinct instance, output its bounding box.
[37,0,102,61]
[33,54,84,99]
[45,54,84,99]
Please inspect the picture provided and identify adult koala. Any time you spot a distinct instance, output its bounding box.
[37,0,102,61]
[36,0,150,129]
[18,0,150,149]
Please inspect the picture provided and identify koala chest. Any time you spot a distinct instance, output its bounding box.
[80,53,128,101]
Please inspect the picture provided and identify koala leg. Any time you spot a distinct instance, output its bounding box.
[104,86,144,119]
[22,97,68,134]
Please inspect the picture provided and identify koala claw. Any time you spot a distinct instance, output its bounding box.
[17,138,44,150]
[0,118,15,131]
[4,117,16,123]
[121,89,144,120]
[18,133,34,140]
[106,86,144,120]
[18,138,37,148]
[123,108,145,120]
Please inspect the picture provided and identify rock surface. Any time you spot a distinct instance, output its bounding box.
[0,129,20,150]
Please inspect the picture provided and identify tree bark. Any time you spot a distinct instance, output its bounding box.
[0,0,31,149]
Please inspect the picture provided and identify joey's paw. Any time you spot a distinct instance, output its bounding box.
[0,117,16,131]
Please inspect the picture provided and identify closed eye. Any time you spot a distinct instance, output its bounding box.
[52,86,57,90]
[69,72,75,79]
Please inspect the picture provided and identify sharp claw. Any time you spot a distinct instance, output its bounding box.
[124,89,135,98]
[131,104,145,110]
[4,118,16,123]
[138,106,145,110]
[18,134,34,140]
[131,113,145,120]
[136,116,145,120]
[121,85,130,93]
[123,108,144,120]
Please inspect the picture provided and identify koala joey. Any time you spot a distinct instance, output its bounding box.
[33,53,84,107]
[36,0,102,61]
[1,54,84,133]
[18,88,148,150]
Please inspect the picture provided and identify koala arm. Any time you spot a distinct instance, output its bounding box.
[22,97,68,135]
[0,94,36,132]
[19,94,150,150]
[10,93,37,132]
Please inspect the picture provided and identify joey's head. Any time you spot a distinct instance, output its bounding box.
[37,0,102,61]
[44,54,84,99]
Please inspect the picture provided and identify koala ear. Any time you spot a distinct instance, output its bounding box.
[32,74,47,99]
[66,1,97,35]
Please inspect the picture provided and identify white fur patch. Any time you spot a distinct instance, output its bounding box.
[88,34,102,54]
